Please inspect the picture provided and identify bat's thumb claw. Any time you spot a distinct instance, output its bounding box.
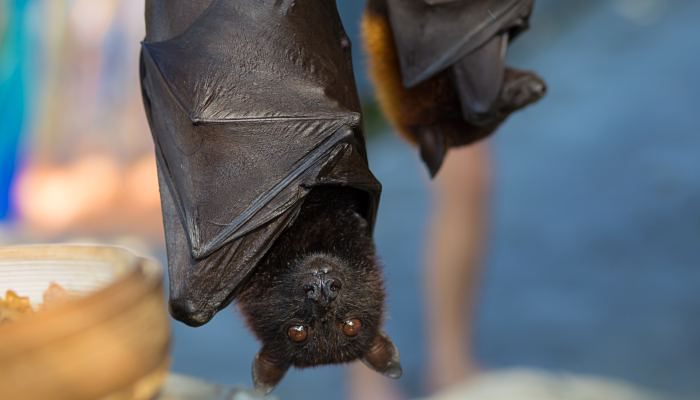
[416,127,447,178]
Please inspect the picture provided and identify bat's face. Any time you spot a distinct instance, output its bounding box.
[236,187,401,393]
[243,252,384,363]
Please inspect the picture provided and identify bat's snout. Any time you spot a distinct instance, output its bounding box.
[304,276,342,305]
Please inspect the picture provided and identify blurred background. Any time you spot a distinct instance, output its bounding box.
[1,0,699,399]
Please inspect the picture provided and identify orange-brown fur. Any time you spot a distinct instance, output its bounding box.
[362,1,466,147]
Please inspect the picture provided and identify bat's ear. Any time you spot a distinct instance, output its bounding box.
[252,347,289,394]
[361,332,403,379]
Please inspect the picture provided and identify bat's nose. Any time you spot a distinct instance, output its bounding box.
[322,278,341,302]
[304,277,341,305]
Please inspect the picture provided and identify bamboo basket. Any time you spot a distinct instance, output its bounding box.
[0,245,170,400]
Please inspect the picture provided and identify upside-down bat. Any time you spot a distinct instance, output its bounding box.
[363,0,546,176]
[140,0,398,393]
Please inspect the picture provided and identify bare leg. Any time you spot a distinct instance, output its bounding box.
[425,142,490,391]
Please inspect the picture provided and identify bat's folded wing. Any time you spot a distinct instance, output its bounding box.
[140,0,380,326]
[386,0,534,87]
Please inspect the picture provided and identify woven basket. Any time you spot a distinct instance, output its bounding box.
[0,245,170,400]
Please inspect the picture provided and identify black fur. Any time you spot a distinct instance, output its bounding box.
[237,186,385,369]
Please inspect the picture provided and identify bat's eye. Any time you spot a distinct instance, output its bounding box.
[342,318,362,337]
[329,280,342,292]
[287,325,308,343]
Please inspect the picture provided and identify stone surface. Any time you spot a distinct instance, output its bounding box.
[159,374,271,400]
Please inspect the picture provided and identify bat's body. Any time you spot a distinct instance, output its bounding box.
[363,0,546,175]
[140,0,398,393]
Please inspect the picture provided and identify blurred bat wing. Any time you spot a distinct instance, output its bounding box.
[140,0,380,326]
[450,34,508,119]
[386,0,534,87]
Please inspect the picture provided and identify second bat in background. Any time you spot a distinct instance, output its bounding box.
[363,0,547,176]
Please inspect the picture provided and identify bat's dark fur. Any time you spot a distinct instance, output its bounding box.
[237,186,400,393]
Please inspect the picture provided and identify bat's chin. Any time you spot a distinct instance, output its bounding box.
[169,297,215,327]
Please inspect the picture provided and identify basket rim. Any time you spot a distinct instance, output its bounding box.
[0,244,164,354]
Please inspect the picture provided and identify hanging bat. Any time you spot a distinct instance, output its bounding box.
[140,0,400,393]
[363,0,547,176]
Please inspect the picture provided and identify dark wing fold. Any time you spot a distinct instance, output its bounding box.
[140,0,380,325]
[450,34,508,119]
[386,0,533,87]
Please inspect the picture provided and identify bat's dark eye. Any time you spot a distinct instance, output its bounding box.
[342,318,361,337]
[287,325,308,343]
[329,280,342,292]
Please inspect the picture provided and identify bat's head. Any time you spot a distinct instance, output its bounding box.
[240,252,401,394]
[237,188,401,394]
